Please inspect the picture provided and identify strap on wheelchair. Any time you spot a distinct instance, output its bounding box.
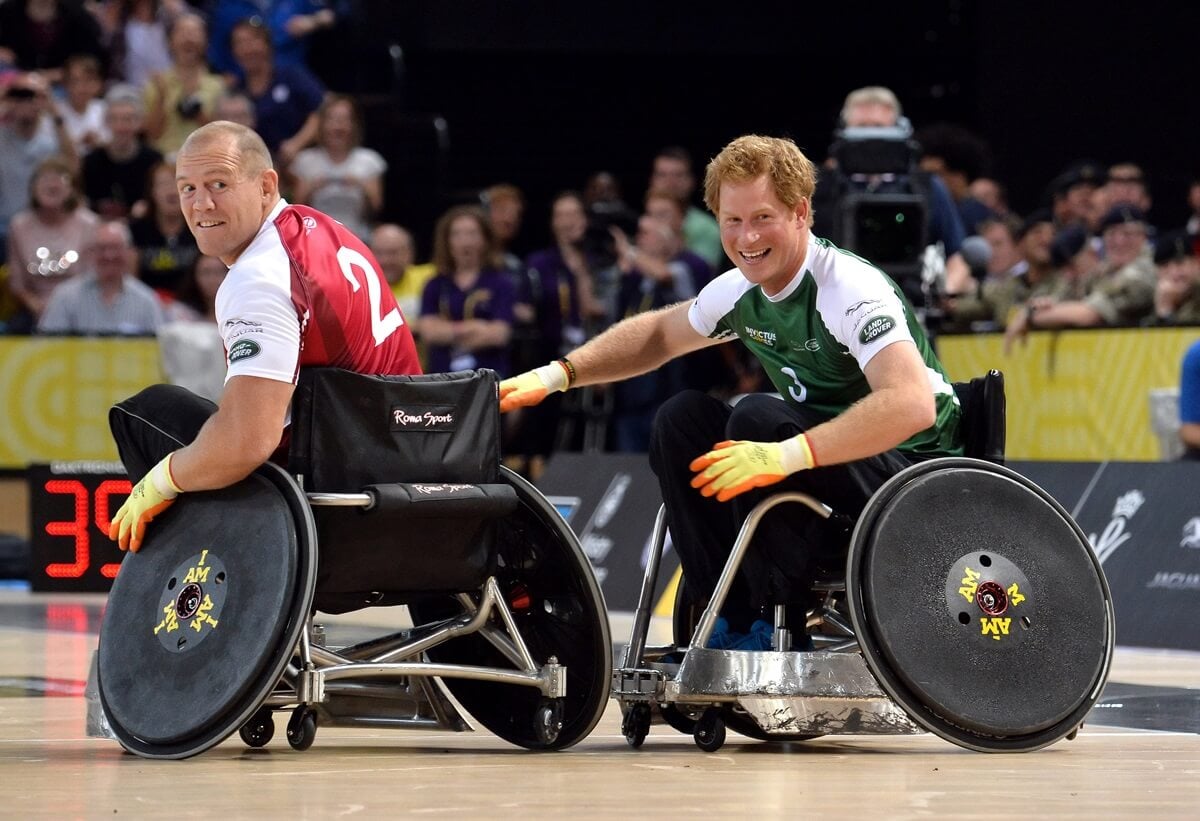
[363,482,517,520]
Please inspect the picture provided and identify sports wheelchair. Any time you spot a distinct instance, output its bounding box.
[613,371,1115,752]
[90,369,611,759]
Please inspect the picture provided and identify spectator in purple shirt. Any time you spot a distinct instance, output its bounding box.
[418,205,516,376]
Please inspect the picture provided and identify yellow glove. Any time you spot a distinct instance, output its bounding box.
[499,360,571,413]
[109,453,182,553]
[689,435,815,502]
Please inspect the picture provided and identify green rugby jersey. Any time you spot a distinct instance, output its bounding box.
[688,235,962,456]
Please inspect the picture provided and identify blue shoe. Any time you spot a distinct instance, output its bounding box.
[705,616,745,649]
[730,619,775,651]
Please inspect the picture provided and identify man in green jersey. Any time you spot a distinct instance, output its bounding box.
[500,135,962,647]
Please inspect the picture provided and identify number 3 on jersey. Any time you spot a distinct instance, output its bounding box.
[780,366,807,403]
[337,246,403,346]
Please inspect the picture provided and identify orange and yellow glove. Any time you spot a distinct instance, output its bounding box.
[689,434,816,502]
[499,360,571,413]
[109,453,182,552]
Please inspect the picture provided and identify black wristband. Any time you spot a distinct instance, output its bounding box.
[557,357,578,387]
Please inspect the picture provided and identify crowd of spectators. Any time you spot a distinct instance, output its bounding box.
[0,4,1197,470]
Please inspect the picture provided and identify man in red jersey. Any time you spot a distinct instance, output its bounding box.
[109,121,420,552]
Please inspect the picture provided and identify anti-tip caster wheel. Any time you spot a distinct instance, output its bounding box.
[694,707,726,753]
[238,706,275,748]
[622,703,651,748]
[286,707,317,751]
[534,698,564,746]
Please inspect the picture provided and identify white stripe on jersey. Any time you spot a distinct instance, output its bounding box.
[215,199,303,385]
[688,268,754,338]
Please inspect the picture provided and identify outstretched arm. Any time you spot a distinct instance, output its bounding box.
[499,301,722,411]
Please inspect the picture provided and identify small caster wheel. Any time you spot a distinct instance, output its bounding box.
[286,707,317,751]
[622,703,651,748]
[239,706,275,748]
[1067,724,1082,741]
[533,698,563,746]
[694,707,726,753]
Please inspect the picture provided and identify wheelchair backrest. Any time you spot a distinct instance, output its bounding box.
[289,368,502,491]
[952,370,1006,464]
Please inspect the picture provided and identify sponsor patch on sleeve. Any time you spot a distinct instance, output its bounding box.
[228,339,261,364]
[858,315,897,345]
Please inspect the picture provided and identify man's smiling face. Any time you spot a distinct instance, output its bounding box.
[176,134,277,266]
[718,174,810,296]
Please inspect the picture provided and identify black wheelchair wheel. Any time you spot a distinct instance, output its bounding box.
[847,457,1114,753]
[98,463,318,759]
[409,467,611,750]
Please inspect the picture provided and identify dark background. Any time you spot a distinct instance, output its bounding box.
[321,1,1200,257]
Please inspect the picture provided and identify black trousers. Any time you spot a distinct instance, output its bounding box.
[648,390,915,630]
[109,385,217,482]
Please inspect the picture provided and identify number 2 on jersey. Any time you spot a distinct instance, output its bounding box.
[336,246,403,346]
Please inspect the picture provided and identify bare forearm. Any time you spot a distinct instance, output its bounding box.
[805,387,935,467]
[456,319,511,350]
[168,408,283,491]
[418,315,456,345]
[568,304,701,386]
[1032,301,1102,328]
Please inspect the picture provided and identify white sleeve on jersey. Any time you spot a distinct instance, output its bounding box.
[819,262,915,372]
[687,268,752,338]
[215,261,302,385]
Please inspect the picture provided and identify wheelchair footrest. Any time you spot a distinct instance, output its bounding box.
[611,667,669,701]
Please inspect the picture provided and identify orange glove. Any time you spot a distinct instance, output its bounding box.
[109,453,182,552]
[499,361,571,413]
[689,434,815,502]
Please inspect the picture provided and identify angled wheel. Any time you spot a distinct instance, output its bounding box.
[847,458,1114,752]
[97,463,317,759]
[694,707,726,752]
[409,467,611,750]
[286,707,317,751]
[622,703,651,748]
[239,706,275,748]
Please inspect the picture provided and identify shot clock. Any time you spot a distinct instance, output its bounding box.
[27,462,130,592]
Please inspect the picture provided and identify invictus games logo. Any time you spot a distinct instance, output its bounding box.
[1089,489,1144,564]
[390,405,456,431]
[1181,517,1200,549]
[228,339,260,363]
[858,315,897,345]
[743,326,777,346]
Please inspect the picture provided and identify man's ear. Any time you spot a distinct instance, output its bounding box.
[796,197,811,226]
[262,168,280,198]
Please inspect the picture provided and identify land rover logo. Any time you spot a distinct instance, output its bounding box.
[228,339,260,363]
[858,315,896,345]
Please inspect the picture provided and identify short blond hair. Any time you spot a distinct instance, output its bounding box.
[179,121,274,177]
[840,86,902,122]
[703,135,817,217]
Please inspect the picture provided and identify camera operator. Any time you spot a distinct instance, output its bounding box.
[812,87,972,320]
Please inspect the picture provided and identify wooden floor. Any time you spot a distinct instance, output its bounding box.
[1,592,1198,818]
